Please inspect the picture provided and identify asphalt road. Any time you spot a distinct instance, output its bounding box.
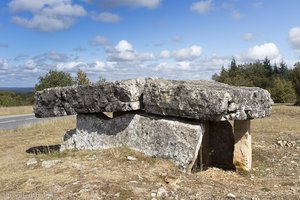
[0,114,47,130]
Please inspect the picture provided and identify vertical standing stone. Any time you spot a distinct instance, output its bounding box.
[233,120,251,171]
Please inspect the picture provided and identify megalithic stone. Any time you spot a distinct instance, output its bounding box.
[34,77,273,121]
[33,78,146,118]
[233,120,252,171]
[143,78,273,121]
[61,112,205,173]
[33,77,273,172]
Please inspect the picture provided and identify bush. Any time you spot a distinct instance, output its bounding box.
[35,70,74,91]
[268,78,296,103]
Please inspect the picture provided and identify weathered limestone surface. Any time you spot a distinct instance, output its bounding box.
[34,77,273,121]
[61,112,204,172]
[233,120,252,171]
[34,78,145,117]
[143,78,273,121]
[34,77,273,172]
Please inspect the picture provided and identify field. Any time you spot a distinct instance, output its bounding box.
[0,105,299,199]
[0,106,33,116]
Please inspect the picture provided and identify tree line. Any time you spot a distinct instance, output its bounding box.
[212,58,300,104]
[0,91,33,107]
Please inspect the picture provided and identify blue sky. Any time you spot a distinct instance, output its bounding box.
[1,0,300,87]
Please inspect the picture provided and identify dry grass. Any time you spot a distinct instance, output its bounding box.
[0,105,299,199]
[0,106,33,116]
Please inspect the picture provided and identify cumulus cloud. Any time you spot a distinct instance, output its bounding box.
[153,61,192,71]
[8,0,87,32]
[242,33,255,41]
[288,27,300,53]
[243,43,281,61]
[106,40,155,62]
[190,0,213,15]
[94,0,161,9]
[160,45,203,61]
[91,11,121,23]
[90,35,109,46]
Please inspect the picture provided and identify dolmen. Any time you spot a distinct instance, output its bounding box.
[34,78,273,173]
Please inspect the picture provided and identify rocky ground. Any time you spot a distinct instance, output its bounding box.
[0,105,299,200]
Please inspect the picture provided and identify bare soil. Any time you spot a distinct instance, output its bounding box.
[0,105,299,200]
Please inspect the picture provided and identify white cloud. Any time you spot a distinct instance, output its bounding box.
[190,0,213,15]
[0,59,9,70]
[231,10,242,19]
[48,51,70,62]
[242,33,255,41]
[91,11,121,23]
[154,61,192,72]
[25,59,37,69]
[8,0,87,32]
[9,0,46,12]
[57,61,83,71]
[96,0,161,9]
[160,45,203,61]
[160,50,171,59]
[116,40,133,51]
[90,35,109,46]
[106,40,155,62]
[288,27,300,53]
[243,43,281,61]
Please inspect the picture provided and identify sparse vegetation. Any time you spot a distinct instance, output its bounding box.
[0,105,299,199]
[0,91,33,107]
[0,106,33,116]
[75,69,91,85]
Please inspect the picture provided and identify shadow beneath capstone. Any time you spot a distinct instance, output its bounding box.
[26,144,61,154]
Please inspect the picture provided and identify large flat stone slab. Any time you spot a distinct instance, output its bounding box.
[143,78,273,120]
[34,77,273,121]
[34,78,145,117]
[61,112,205,172]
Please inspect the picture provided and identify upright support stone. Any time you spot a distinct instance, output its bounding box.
[61,112,205,173]
[233,120,251,171]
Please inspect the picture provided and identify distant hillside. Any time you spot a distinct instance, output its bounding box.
[0,87,34,93]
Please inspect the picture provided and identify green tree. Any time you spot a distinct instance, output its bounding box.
[268,77,296,103]
[263,57,273,77]
[35,70,74,91]
[290,62,300,105]
[278,61,289,80]
[75,69,91,85]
